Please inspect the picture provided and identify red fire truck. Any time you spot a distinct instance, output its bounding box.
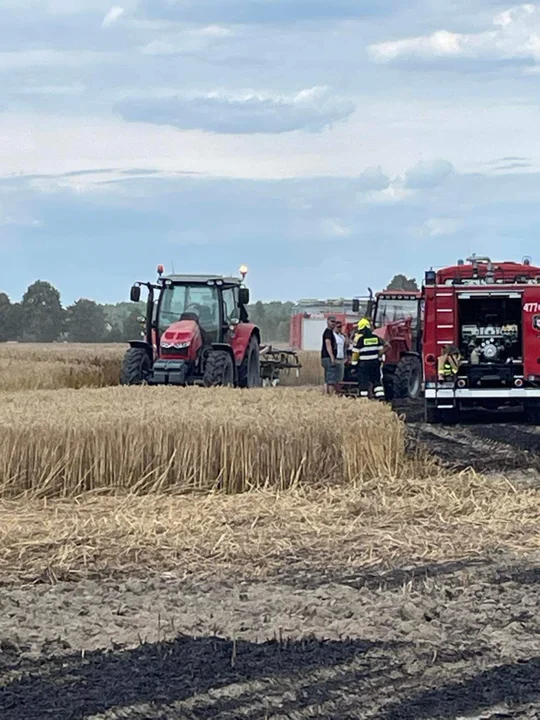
[423,255,540,423]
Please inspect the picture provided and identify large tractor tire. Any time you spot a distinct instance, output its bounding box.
[393,355,422,400]
[121,347,152,386]
[238,336,261,389]
[203,350,235,387]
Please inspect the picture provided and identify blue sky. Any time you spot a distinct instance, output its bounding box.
[2,0,540,304]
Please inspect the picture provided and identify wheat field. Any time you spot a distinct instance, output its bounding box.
[0,344,323,390]
[0,343,538,583]
[0,343,123,391]
[0,386,409,498]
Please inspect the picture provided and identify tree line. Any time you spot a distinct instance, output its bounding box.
[0,275,418,344]
[0,281,296,344]
[0,281,143,343]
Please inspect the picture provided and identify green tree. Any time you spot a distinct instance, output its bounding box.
[106,322,124,343]
[386,274,419,292]
[0,293,12,342]
[66,299,107,343]
[122,306,145,341]
[21,281,64,342]
[247,301,294,343]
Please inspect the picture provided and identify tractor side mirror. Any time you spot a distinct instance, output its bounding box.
[352,299,360,313]
[130,284,141,303]
[239,287,250,305]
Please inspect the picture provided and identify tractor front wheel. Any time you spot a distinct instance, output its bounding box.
[393,355,423,400]
[121,347,152,386]
[203,351,235,387]
[238,336,261,388]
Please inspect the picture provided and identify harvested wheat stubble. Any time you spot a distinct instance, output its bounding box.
[0,387,409,497]
[0,471,539,582]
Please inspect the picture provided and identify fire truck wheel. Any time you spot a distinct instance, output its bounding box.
[393,355,422,400]
[120,347,152,386]
[203,351,235,387]
[238,336,261,388]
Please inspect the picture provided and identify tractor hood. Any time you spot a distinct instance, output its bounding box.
[159,319,203,359]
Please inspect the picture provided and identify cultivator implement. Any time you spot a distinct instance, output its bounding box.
[260,347,301,387]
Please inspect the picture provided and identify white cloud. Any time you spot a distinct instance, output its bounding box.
[102,6,125,28]
[3,97,540,183]
[404,159,455,189]
[367,4,540,69]
[320,218,352,237]
[116,85,355,134]
[421,217,462,237]
[141,25,234,56]
[195,25,232,38]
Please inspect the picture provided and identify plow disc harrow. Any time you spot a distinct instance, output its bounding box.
[260,347,301,387]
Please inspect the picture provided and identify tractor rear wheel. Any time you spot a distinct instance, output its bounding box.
[203,351,235,387]
[238,336,261,388]
[393,355,422,400]
[121,347,152,386]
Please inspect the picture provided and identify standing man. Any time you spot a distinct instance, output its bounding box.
[334,321,347,385]
[351,318,390,400]
[321,316,338,394]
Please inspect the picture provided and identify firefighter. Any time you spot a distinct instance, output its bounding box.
[438,345,461,381]
[351,318,389,400]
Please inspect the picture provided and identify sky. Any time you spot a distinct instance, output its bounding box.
[2,0,540,304]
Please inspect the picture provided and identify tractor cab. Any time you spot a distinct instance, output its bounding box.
[152,273,250,349]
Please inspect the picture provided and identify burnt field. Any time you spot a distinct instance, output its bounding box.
[1,550,539,719]
[396,399,540,478]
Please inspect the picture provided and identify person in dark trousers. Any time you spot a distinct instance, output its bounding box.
[351,318,390,400]
[321,316,338,395]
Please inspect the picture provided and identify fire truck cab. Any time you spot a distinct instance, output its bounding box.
[423,255,540,423]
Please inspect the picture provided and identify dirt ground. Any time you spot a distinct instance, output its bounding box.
[0,553,539,719]
[1,406,539,719]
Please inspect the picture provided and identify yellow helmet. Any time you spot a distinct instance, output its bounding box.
[357,318,372,330]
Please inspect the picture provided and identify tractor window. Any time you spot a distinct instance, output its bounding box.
[222,288,239,324]
[375,298,418,327]
[159,284,219,338]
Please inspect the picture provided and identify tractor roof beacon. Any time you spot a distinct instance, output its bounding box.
[120,265,300,389]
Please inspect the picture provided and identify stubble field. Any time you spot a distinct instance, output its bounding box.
[0,343,539,719]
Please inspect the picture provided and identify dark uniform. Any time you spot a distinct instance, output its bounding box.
[351,329,385,400]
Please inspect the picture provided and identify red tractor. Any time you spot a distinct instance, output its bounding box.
[121,265,274,387]
[339,289,423,399]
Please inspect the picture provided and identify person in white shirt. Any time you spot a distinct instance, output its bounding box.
[333,321,346,384]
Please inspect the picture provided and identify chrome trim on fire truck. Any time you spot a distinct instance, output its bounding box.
[457,292,521,299]
[425,389,540,399]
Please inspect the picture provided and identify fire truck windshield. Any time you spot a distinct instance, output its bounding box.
[375,297,418,326]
